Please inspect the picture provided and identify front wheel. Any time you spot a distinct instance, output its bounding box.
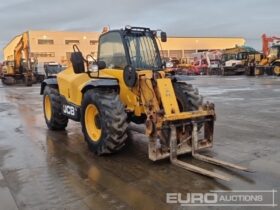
[273,64,280,76]
[173,82,203,111]
[81,89,128,155]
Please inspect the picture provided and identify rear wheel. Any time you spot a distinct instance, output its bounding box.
[81,89,128,155]
[245,66,255,76]
[43,86,68,130]
[273,63,280,76]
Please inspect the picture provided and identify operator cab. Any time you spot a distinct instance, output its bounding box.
[236,52,248,60]
[98,26,167,71]
[221,53,236,64]
[268,45,280,58]
[70,26,167,78]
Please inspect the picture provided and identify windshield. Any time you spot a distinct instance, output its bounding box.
[124,34,162,70]
[236,52,248,60]
[269,47,279,57]
[45,65,62,74]
[222,54,236,62]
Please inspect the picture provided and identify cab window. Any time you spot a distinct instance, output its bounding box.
[98,32,127,69]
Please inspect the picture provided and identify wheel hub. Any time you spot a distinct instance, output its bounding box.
[274,66,280,75]
[94,115,101,129]
[44,95,52,121]
[85,104,102,142]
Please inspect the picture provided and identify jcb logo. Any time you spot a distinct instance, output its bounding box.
[63,105,75,116]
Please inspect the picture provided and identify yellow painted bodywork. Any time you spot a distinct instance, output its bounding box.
[57,67,99,106]
[14,32,29,70]
[1,65,14,75]
[259,58,268,66]
[177,63,192,68]
[164,109,215,121]
[157,78,179,115]
[57,66,214,123]
[57,66,180,119]
[101,69,145,116]
[57,67,145,116]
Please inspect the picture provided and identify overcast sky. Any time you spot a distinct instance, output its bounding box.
[0,0,279,59]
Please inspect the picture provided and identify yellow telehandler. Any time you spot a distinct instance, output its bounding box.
[41,26,247,181]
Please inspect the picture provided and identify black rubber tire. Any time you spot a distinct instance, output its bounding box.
[43,86,68,130]
[247,66,255,76]
[173,82,203,111]
[24,76,33,86]
[2,76,16,85]
[36,74,45,82]
[273,63,280,76]
[160,81,203,144]
[81,89,128,155]
[265,68,273,75]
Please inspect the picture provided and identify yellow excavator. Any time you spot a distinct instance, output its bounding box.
[41,26,248,181]
[1,32,38,86]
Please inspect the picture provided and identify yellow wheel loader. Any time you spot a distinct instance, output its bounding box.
[255,45,280,76]
[41,26,248,181]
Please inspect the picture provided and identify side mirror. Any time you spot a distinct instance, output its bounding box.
[71,51,85,74]
[161,32,167,42]
[123,65,137,87]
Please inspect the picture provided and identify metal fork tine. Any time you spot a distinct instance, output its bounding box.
[171,158,231,181]
[192,123,248,172]
[192,153,248,171]
[169,125,231,181]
